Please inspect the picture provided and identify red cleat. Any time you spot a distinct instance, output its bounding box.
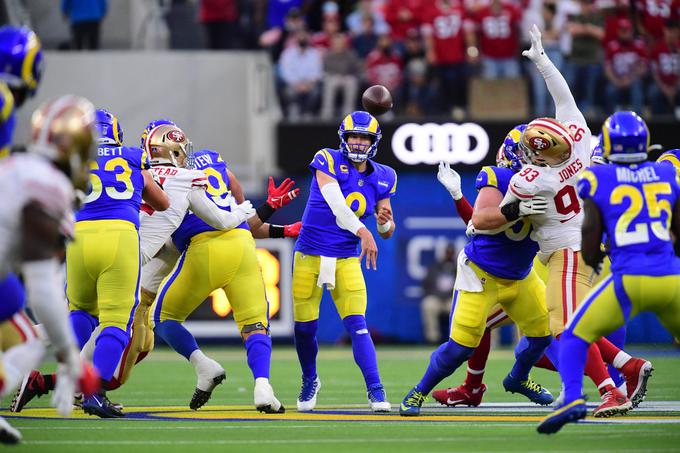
[593,387,631,418]
[621,358,653,408]
[432,384,487,407]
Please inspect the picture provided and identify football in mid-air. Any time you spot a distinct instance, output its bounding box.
[361,85,393,116]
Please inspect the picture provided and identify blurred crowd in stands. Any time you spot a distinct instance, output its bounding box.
[57,0,680,121]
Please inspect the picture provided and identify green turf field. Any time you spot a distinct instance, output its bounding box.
[3,346,680,452]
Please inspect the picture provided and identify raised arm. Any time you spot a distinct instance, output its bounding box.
[523,25,585,126]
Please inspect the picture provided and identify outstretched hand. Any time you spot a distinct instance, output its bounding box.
[266,176,300,209]
[522,24,545,63]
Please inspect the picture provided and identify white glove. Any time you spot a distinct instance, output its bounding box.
[522,24,547,64]
[229,197,256,223]
[51,350,81,416]
[465,220,476,237]
[519,195,548,216]
[437,161,463,200]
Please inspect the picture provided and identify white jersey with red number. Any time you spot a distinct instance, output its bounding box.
[0,153,74,276]
[506,120,591,256]
[139,165,207,264]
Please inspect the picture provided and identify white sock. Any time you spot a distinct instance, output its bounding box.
[255,377,270,386]
[189,349,209,369]
[597,378,616,392]
[0,340,45,397]
[613,351,632,370]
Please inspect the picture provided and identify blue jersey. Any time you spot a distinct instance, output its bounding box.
[172,149,248,251]
[577,161,680,276]
[0,82,16,158]
[464,166,539,280]
[76,146,147,228]
[295,148,397,258]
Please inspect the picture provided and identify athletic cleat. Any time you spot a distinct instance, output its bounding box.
[297,375,321,412]
[0,416,21,444]
[254,378,285,414]
[593,388,631,418]
[367,383,391,412]
[82,393,125,418]
[621,358,653,408]
[11,370,50,413]
[503,374,553,406]
[432,383,487,407]
[190,357,226,410]
[537,398,587,434]
[399,387,427,416]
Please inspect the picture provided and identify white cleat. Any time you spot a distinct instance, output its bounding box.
[0,416,21,444]
[189,354,226,410]
[254,378,285,414]
[296,376,321,412]
[367,384,392,412]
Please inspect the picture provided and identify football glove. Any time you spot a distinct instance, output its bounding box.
[267,177,300,209]
[519,195,548,216]
[229,197,256,223]
[284,221,302,238]
[522,25,547,64]
[437,161,463,200]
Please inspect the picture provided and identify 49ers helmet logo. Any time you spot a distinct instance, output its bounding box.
[167,130,186,142]
[529,136,549,151]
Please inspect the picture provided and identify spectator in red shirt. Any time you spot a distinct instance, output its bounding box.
[634,0,680,43]
[312,14,345,52]
[473,0,522,79]
[385,0,424,43]
[420,0,477,116]
[648,20,680,115]
[604,18,647,113]
[365,34,405,110]
[199,0,241,49]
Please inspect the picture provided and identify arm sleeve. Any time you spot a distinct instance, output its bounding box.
[532,51,586,126]
[187,190,242,231]
[454,197,473,224]
[320,182,365,235]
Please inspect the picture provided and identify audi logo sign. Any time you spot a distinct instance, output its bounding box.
[391,122,490,165]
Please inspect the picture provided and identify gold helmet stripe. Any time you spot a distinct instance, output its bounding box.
[21,32,41,91]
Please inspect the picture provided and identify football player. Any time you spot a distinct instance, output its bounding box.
[537,112,680,433]
[292,111,396,412]
[657,149,680,169]
[65,108,169,418]
[0,95,99,442]
[400,124,556,416]
[150,142,288,414]
[484,26,651,417]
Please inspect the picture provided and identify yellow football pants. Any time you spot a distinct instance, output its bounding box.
[152,229,269,332]
[570,274,680,343]
[292,252,367,322]
[66,220,141,332]
[449,262,550,348]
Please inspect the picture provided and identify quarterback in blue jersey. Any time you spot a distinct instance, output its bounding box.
[538,112,680,434]
[401,126,556,416]
[66,109,169,418]
[293,111,396,412]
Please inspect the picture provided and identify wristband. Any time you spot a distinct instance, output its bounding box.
[269,224,285,238]
[256,203,276,223]
[377,220,392,234]
[501,201,520,222]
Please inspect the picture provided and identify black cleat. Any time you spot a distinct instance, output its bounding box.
[189,373,226,410]
[82,393,125,418]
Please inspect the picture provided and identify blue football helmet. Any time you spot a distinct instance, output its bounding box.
[338,111,381,163]
[140,118,177,148]
[600,111,649,164]
[496,124,526,172]
[95,109,124,146]
[591,133,606,165]
[657,149,680,169]
[0,26,43,107]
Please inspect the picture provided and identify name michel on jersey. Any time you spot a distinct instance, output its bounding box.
[558,158,584,183]
[615,166,661,183]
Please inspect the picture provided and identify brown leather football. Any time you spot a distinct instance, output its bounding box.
[361,85,393,116]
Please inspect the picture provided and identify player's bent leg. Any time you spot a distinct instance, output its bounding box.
[503,335,554,405]
[292,253,324,411]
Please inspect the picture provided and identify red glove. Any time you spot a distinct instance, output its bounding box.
[284,221,302,238]
[267,176,300,209]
